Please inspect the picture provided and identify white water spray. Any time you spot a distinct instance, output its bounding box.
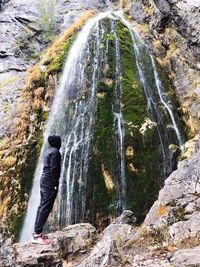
[19,11,115,243]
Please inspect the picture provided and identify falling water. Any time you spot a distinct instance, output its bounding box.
[19,11,114,242]
[151,56,184,149]
[111,19,126,211]
[20,11,185,242]
[118,12,184,177]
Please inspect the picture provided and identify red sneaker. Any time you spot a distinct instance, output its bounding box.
[31,233,51,245]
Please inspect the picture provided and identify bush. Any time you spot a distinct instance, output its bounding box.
[37,0,58,41]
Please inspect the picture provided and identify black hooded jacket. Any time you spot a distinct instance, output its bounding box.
[40,135,61,190]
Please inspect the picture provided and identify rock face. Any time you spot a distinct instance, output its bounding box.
[154,0,200,59]
[130,0,200,136]
[170,246,200,267]
[0,232,15,267]
[144,148,200,247]
[0,0,118,237]
[1,1,200,266]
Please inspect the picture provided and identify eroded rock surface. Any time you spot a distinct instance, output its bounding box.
[144,149,200,247]
[14,223,96,267]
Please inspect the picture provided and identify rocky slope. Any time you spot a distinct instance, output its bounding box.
[1,210,200,266]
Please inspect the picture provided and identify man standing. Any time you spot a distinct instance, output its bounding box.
[31,135,61,245]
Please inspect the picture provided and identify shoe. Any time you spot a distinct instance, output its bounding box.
[31,233,51,245]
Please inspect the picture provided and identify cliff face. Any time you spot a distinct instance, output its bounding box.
[0,0,112,237]
[130,0,200,136]
[0,0,200,267]
[0,1,200,265]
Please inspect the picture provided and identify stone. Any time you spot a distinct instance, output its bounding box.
[144,149,200,245]
[169,246,200,267]
[76,223,136,267]
[0,232,15,267]
[14,223,96,267]
[113,210,137,225]
[153,0,171,15]
[130,1,150,24]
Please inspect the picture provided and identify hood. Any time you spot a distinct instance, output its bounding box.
[48,135,61,149]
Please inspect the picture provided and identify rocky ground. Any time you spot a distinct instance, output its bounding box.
[1,207,200,266]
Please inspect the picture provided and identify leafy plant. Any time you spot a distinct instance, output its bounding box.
[37,0,58,41]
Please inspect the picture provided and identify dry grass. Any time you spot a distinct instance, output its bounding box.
[25,10,95,89]
[3,156,17,167]
[0,76,20,89]
[41,10,95,65]
[26,65,44,90]
[157,204,169,217]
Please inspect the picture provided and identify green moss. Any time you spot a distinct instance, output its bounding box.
[11,214,24,241]
[115,20,162,222]
[47,35,77,74]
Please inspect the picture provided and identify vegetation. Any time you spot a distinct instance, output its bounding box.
[0,11,95,238]
[37,0,58,42]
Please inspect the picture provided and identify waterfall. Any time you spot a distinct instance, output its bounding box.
[20,11,185,242]
[19,11,114,242]
[118,12,184,177]
[150,56,184,149]
[111,19,126,211]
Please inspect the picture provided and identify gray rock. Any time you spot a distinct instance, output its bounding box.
[169,246,200,267]
[144,150,200,245]
[153,0,171,15]
[0,232,15,267]
[14,223,96,267]
[113,210,137,225]
[77,223,136,267]
[131,1,150,24]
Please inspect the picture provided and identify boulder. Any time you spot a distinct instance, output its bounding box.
[113,210,137,225]
[169,246,200,267]
[0,233,15,267]
[14,223,96,267]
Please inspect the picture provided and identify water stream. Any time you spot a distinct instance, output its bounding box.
[20,11,185,242]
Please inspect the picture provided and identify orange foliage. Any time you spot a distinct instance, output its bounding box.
[26,65,43,89]
[41,10,95,64]
[3,156,17,167]
[156,204,169,217]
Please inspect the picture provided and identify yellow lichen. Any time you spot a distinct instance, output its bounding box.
[125,145,135,158]
[101,164,115,192]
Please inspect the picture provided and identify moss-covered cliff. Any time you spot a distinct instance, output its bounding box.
[0,10,95,238]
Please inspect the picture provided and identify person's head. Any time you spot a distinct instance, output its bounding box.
[48,135,61,149]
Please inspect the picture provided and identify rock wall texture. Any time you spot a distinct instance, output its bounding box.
[129,0,200,136]
[0,0,200,266]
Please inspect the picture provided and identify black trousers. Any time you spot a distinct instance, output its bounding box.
[34,187,58,234]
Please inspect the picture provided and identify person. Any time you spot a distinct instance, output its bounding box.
[31,135,61,245]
